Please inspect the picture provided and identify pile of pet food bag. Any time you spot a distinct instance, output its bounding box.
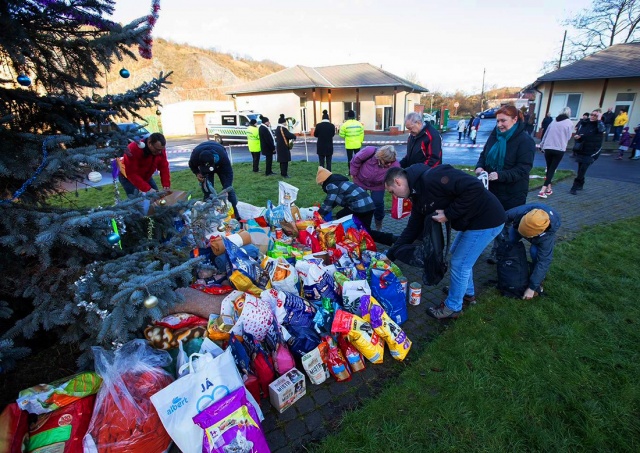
[0,182,413,453]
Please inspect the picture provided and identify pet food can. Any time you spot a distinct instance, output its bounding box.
[275,227,283,239]
[409,282,422,306]
[398,276,408,295]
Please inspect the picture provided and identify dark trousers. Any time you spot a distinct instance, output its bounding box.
[346,148,360,175]
[251,152,260,172]
[604,124,612,141]
[572,155,595,189]
[279,161,289,177]
[264,152,273,175]
[118,174,157,198]
[543,149,565,186]
[613,126,623,141]
[319,155,332,171]
[203,172,240,220]
[335,207,394,246]
[458,132,463,140]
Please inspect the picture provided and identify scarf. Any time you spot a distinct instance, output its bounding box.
[486,122,518,171]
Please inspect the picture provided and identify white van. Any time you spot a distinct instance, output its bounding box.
[205,111,262,145]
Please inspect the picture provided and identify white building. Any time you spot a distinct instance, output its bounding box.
[161,100,234,136]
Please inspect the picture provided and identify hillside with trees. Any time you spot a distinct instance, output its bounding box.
[420,86,524,117]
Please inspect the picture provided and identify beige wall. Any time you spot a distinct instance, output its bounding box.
[535,77,640,128]
[236,88,424,133]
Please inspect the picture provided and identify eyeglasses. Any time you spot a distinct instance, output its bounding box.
[590,113,599,117]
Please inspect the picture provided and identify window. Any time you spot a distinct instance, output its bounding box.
[221,115,237,126]
[616,93,635,102]
[548,93,582,119]
[239,115,250,126]
[343,102,356,121]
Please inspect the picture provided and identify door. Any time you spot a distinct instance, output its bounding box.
[193,113,206,135]
[299,107,308,132]
[614,93,635,119]
[384,107,393,130]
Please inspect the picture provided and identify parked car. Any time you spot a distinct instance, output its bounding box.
[116,122,150,137]
[423,112,437,124]
[478,107,499,119]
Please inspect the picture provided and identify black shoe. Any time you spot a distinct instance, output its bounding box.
[282,175,291,179]
[570,188,577,195]
[253,170,260,173]
[265,172,276,176]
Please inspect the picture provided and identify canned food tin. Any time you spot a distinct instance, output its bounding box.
[275,227,283,239]
[398,277,408,294]
[409,282,422,306]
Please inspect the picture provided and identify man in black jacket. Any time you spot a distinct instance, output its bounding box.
[314,110,335,171]
[258,115,276,176]
[189,141,240,220]
[601,107,615,142]
[400,112,442,169]
[385,164,505,319]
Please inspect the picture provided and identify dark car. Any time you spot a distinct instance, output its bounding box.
[116,122,150,137]
[478,107,499,119]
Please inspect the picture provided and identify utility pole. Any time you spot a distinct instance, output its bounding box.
[480,68,485,112]
[558,30,567,69]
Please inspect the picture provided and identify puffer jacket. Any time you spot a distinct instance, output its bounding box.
[476,121,535,211]
[351,146,400,191]
[575,120,604,156]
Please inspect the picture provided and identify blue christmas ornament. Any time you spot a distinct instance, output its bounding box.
[17,74,31,87]
[107,233,120,245]
[119,68,130,78]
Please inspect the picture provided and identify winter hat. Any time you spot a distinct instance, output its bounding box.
[623,126,629,131]
[518,209,550,238]
[249,118,257,126]
[260,115,269,124]
[322,110,329,120]
[316,166,332,185]
[347,110,355,119]
[278,114,286,124]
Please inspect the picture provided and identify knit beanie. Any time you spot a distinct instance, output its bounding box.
[316,166,332,185]
[249,118,257,126]
[260,115,269,124]
[347,110,355,119]
[322,110,329,120]
[278,114,286,124]
[518,209,550,238]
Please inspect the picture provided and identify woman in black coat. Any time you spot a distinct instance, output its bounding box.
[475,104,535,262]
[274,114,295,178]
[570,109,605,194]
[314,110,335,171]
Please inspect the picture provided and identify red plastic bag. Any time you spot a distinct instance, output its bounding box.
[322,336,351,382]
[391,195,412,219]
[0,403,29,453]
[83,340,173,453]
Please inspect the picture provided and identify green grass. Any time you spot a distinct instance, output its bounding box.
[312,218,640,452]
[50,162,573,210]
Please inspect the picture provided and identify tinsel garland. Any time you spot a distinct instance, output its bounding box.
[0,137,51,204]
[139,0,161,59]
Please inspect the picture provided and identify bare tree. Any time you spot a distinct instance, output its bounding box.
[563,0,640,59]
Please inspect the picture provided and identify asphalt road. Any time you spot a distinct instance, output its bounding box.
[76,119,640,188]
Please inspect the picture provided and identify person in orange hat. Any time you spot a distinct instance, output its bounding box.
[505,203,561,299]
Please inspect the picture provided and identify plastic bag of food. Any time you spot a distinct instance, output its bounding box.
[83,340,173,453]
[360,296,412,361]
[322,336,351,382]
[0,403,29,453]
[342,280,371,314]
[263,257,299,295]
[331,309,383,364]
[318,224,344,250]
[279,181,299,207]
[301,344,329,385]
[17,372,102,415]
[338,334,366,373]
[225,238,270,293]
[192,387,270,453]
[370,268,408,325]
[295,260,338,305]
[237,293,275,342]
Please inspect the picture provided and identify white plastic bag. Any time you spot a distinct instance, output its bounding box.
[278,181,299,206]
[150,349,263,453]
[342,280,371,314]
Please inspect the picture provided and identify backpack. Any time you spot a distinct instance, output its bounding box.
[496,237,529,298]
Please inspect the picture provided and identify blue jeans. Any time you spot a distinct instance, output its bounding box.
[370,189,385,222]
[445,224,504,311]
[118,174,158,199]
[613,125,623,141]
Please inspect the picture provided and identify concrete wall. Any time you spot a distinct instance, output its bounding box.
[535,77,640,128]
[162,100,234,136]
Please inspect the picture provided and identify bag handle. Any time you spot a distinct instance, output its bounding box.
[280,126,289,147]
[178,352,209,376]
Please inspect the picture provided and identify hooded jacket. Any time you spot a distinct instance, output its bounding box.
[388,164,505,258]
[506,203,561,291]
[476,120,535,210]
[351,146,400,191]
[319,173,375,217]
[121,139,170,192]
[400,122,442,169]
[539,115,573,152]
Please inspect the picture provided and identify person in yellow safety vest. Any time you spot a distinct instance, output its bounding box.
[247,118,262,173]
[339,110,365,176]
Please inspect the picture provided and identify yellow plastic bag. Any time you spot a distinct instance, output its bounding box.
[331,309,383,364]
[361,296,412,361]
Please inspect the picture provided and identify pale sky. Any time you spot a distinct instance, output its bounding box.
[110,0,593,93]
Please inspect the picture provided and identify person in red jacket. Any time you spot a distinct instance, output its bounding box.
[118,133,170,198]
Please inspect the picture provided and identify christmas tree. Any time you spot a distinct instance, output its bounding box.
[0,0,198,370]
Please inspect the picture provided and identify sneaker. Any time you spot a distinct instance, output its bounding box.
[427,303,462,320]
[616,156,623,160]
[486,250,497,264]
[570,188,577,195]
[546,188,553,195]
[537,190,547,199]
[442,287,476,306]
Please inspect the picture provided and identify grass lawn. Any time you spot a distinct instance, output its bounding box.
[51,162,573,211]
[312,217,640,452]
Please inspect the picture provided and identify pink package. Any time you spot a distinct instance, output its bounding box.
[192,387,271,453]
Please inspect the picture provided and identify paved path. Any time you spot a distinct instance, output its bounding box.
[251,174,640,453]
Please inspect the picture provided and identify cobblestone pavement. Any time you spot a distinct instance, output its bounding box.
[259,176,640,453]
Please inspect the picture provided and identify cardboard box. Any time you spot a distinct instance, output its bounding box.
[268,368,306,413]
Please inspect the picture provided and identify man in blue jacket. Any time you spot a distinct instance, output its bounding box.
[505,203,561,299]
[189,141,241,220]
